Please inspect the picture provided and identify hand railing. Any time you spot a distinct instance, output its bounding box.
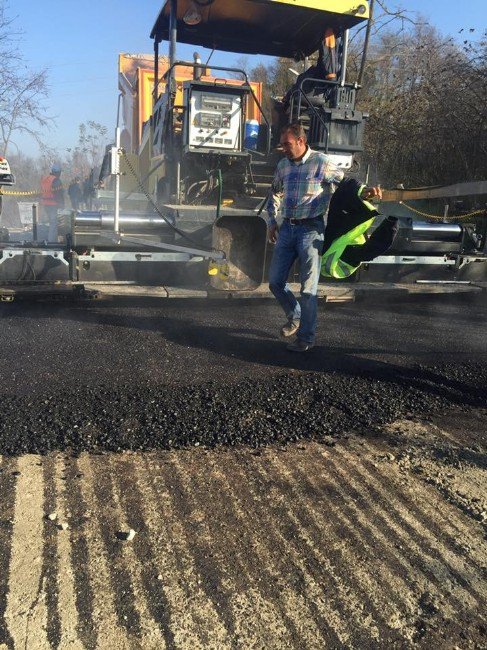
[155,61,271,156]
[289,83,330,152]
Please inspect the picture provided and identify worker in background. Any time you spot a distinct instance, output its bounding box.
[68,177,82,211]
[282,28,337,111]
[267,123,380,352]
[40,164,64,242]
[276,28,338,124]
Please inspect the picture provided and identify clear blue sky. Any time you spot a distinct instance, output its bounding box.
[11,0,487,159]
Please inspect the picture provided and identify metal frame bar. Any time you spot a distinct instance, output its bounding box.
[102,233,224,260]
[154,38,159,103]
[0,249,69,266]
[78,251,199,263]
[340,29,349,86]
[169,0,178,92]
[368,255,487,266]
[382,180,487,202]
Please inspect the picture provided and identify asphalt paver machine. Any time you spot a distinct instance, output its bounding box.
[80,0,372,292]
[139,0,373,291]
[0,1,485,293]
[94,0,487,290]
[0,0,372,291]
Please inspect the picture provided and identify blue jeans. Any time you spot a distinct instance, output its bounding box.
[269,219,324,344]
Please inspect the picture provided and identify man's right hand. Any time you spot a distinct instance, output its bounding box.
[267,223,278,244]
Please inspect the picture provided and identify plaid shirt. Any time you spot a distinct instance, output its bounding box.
[267,147,344,226]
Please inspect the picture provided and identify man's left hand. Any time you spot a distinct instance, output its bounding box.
[361,186,382,201]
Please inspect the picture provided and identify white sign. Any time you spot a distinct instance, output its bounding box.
[18,201,39,226]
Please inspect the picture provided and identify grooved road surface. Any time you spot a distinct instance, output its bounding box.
[0,294,486,649]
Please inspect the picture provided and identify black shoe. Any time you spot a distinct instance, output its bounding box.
[280,319,300,338]
[286,339,314,352]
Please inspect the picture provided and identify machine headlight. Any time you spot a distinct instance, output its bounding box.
[183,1,202,25]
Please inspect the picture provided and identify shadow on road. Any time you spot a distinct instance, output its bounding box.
[2,294,485,408]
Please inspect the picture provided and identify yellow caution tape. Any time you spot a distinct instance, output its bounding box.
[0,188,40,196]
[400,201,486,221]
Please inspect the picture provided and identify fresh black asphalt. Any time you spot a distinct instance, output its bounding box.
[0,293,485,455]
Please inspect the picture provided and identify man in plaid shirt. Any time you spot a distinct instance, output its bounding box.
[267,122,344,352]
[267,123,381,351]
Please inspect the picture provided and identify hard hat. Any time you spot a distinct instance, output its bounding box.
[51,163,61,174]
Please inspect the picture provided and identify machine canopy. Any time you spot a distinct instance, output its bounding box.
[150,0,369,59]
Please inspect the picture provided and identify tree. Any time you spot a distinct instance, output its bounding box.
[77,121,108,170]
[0,2,51,155]
[357,26,487,185]
[350,0,422,85]
[236,1,421,126]
[65,121,109,179]
[236,2,486,187]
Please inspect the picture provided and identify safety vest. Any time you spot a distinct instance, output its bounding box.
[321,181,378,279]
[41,175,57,205]
[321,214,375,278]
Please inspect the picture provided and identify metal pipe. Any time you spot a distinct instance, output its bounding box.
[116,91,122,130]
[416,280,471,285]
[108,233,224,260]
[357,0,374,87]
[162,61,250,83]
[169,0,178,93]
[193,51,203,80]
[215,169,222,222]
[153,38,159,103]
[114,126,121,236]
[32,203,38,241]
[167,0,178,165]
[114,94,123,237]
[175,162,181,204]
[75,212,174,231]
[340,29,349,87]
[411,222,462,242]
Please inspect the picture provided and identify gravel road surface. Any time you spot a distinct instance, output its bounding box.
[0,293,485,649]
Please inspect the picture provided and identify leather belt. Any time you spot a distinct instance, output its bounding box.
[284,215,323,226]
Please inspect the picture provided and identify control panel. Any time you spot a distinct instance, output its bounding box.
[185,84,243,151]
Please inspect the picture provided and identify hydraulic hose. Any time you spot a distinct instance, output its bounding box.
[215,168,222,222]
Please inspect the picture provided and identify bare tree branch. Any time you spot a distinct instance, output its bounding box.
[0,1,53,154]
